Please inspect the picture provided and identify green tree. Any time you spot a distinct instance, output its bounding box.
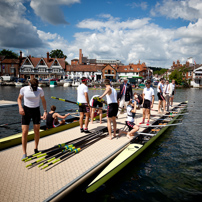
[50,49,67,59]
[169,69,183,85]
[0,49,18,59]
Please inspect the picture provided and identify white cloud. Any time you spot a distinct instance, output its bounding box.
[151,0,202,21]
[0,0,44,49]
[30,0,80,25]
[127,2,148,10]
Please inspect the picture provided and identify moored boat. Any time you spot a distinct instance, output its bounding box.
[72,80,80,87]
[86,101,188,193]
[50,80,57,87]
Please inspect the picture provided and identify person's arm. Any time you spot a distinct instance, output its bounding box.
[84,92,89,106]
[41,96,47,120]
[131,102,136,113]
[55,113,70,119]
[151,95,155,108]
[142,90,145,104]
[99,86,111,99]
[17,94,25,115]
[158,84,162,93]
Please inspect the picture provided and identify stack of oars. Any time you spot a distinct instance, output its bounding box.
[22,127,108,169]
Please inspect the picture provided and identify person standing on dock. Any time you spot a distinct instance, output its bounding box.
[17,78,47,160]
[139,80,154,126]
[90,95,103,124]
[157,78,166,113]
[77,77,90,133]
[117,78,133,117]
[99,79,118,140]
[163,80,173,112]
[170,79,176,107]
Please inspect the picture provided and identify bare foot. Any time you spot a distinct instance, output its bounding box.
[127,133,133,139]
[100,122,102,124]
[107,136,113,140]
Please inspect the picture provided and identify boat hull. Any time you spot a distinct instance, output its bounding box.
[86,101,188,193]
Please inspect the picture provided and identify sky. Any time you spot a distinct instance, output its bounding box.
[0,0,202,68]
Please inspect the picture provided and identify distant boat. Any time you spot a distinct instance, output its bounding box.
[50,81,57,87]
[15,82,24,87]
[63,79,73,87]
[72,80,80,87]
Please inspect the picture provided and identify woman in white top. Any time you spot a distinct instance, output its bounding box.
[99,79,118,140]
[157,78,166,113]
[17,78,47,160]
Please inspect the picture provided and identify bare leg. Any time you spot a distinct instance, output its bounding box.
[33,124,40,150]
[158,100,162,113]
[79,112,84,128]
[146,109,150,121]
[107,117,113,139]
[112,117,117,137]
[91,108,96,124]
[22,125,29,154]
[127,125,139,139]
[84,112,90,128]
[99,108,102,124]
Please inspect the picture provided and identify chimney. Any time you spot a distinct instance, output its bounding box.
[79,49,82,64]
[20,51,22,59]
[47,52,49,62]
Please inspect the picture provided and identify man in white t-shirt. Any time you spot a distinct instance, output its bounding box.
[157,78,166,113]
[139,80,154,126]
[77,77,90,133]
[17,78,47,160]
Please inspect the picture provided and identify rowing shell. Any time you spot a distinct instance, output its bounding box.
[86,101,188,193]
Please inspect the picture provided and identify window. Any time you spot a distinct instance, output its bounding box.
[108,70,111,74]
[188,72,191,76]
[105,70,107,73]
[38,68,45,72]
[112,70,114,74]
[11,68,14,73]
[137,68,140,70]
[53,69,59,73]
[124,68,127,70]
[131,68,133,70]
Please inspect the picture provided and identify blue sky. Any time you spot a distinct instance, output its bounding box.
[0,0,202,68]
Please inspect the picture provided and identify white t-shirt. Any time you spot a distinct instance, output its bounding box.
[106,87,117,104]
[172,83,175,91]
[77,83,88,103]
[20,86,44,108]
[157,82,164,93]
[143,87,154,102]
[126,105,134,122]
[90,95,100,106]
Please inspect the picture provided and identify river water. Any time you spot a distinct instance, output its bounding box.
[0,86,202,201]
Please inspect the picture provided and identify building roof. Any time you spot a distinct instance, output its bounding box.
[1,58,20,64]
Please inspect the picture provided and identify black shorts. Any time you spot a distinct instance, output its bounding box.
[107,103,118,118]
[126,121,135,131]
[22,106,41,125]
[91,99,103,108]
[157,92,165,101]
[143,99,151,109]
[172,91,175,96]
[79,103,90,113]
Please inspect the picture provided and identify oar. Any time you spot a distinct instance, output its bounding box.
[138,123,182,128]
[151,113,188,117]
[51,96,82,106]
[22,128,107,161]
[42,134,106,169]
[24,127,108,162]
[151,118,183,121]
[38,135,105,168]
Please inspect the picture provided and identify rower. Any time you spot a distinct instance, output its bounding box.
[46,105,70,129]
[90,95,103,124]
[118,100,139,139]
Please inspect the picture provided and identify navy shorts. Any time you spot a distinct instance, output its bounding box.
[143,99,151,109]
[79,103,90,113]
[157,92,165,101]
[22,106,41,125]
[126,121,135,131]
[91,99,103,108]
[107,103,118,118]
